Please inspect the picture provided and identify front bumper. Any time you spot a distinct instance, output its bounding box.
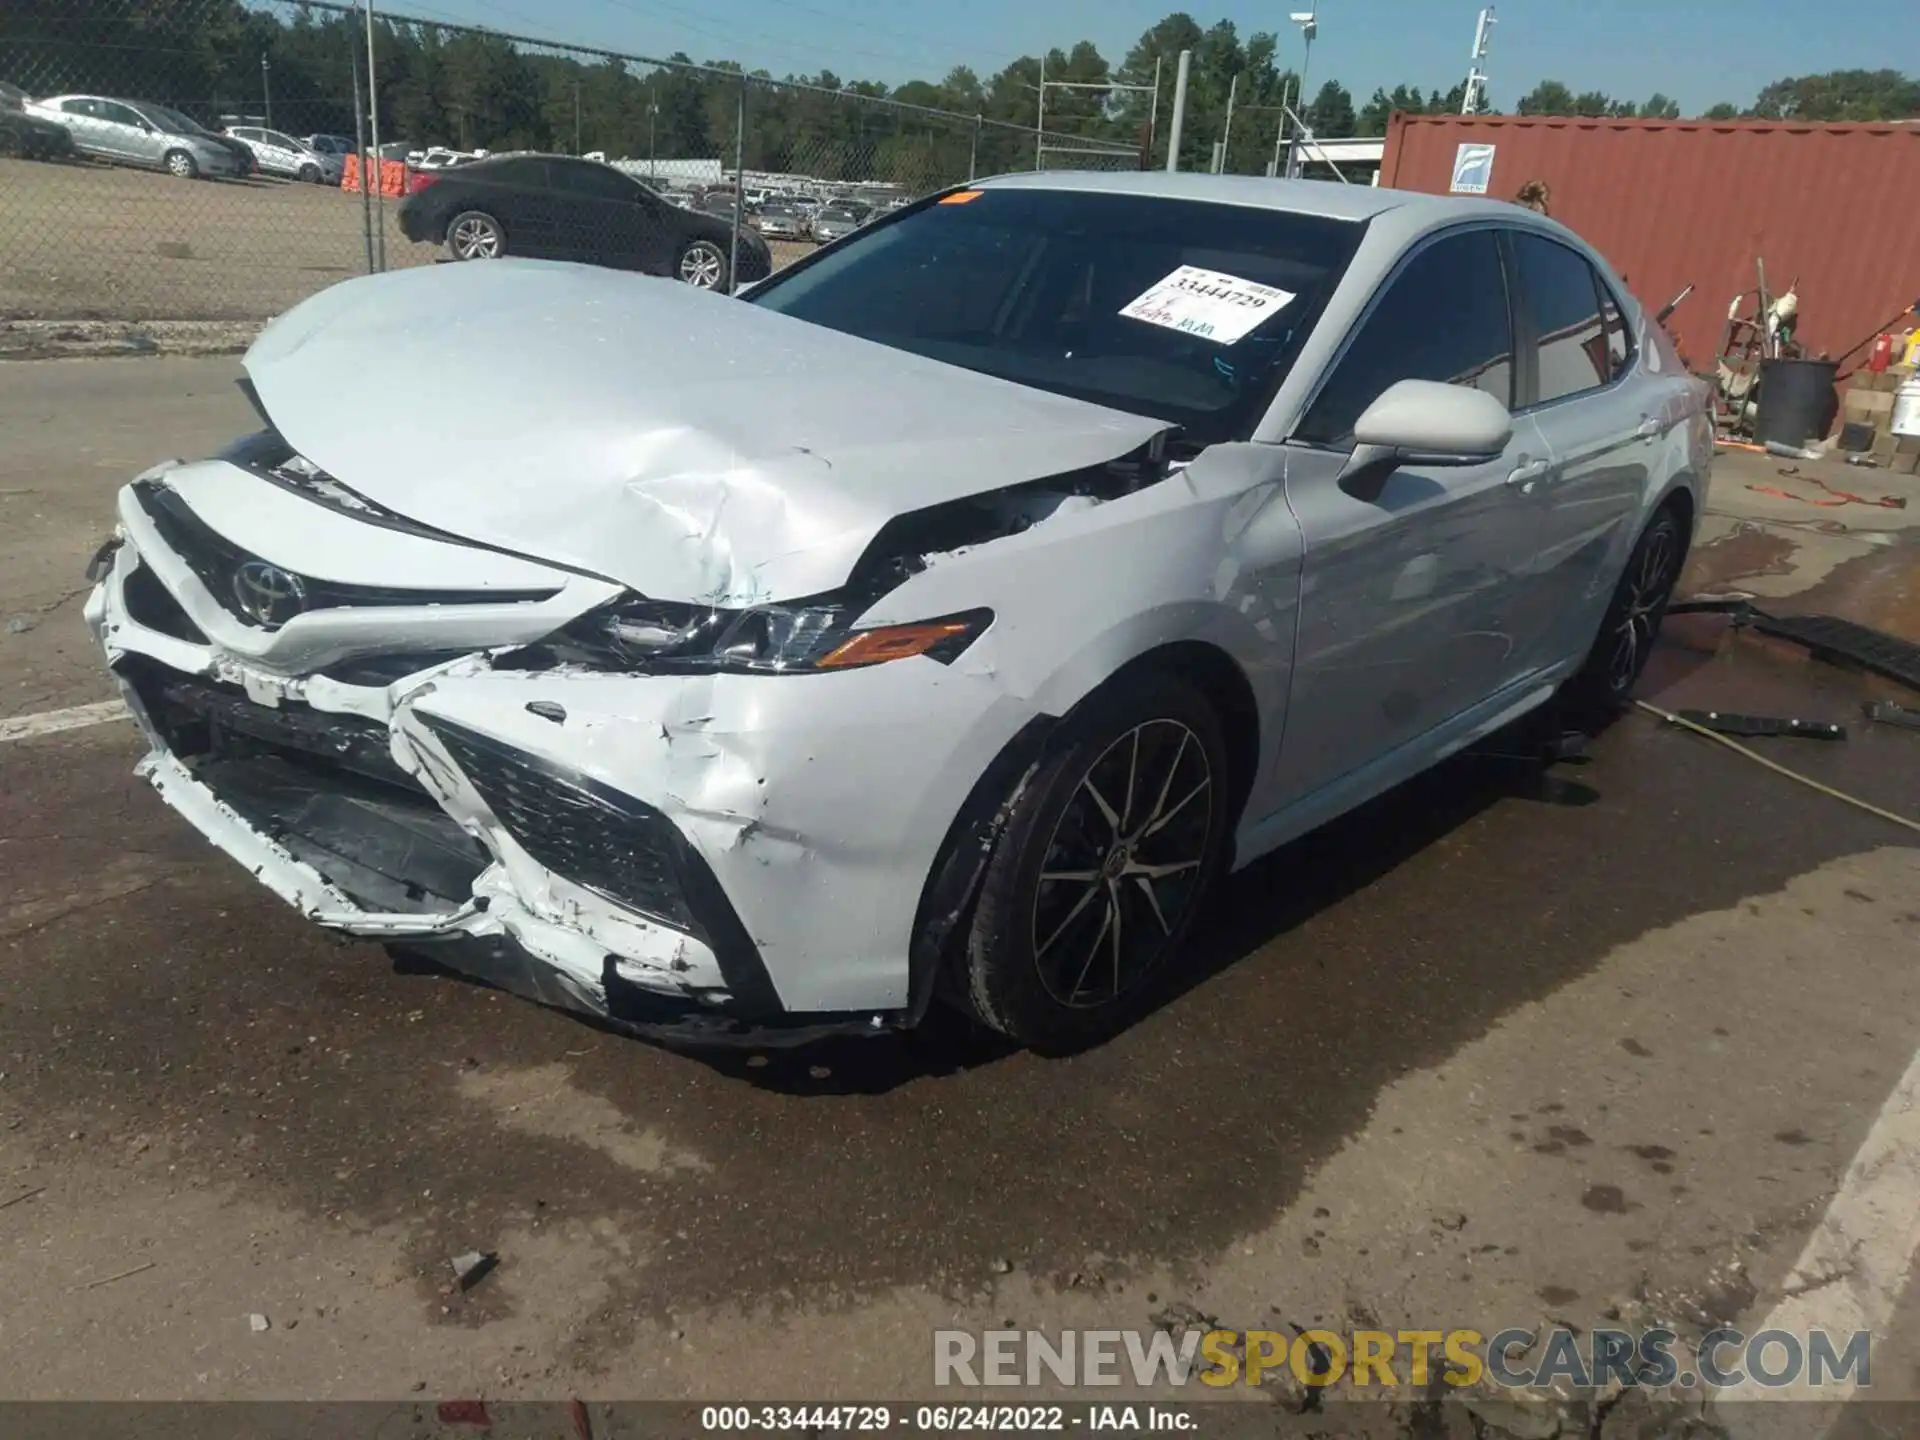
[89,463,1039,1044]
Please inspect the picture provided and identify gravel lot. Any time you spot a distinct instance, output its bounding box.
[2,364,1919,1425]
[0,158,812,321]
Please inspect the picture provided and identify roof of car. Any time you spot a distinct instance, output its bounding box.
[971,170,1524,225]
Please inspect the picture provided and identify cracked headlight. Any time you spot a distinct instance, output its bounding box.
[552,598,992,675]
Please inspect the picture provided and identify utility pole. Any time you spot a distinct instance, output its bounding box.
[573,79,581,153]
[260,55,271,128]
[1463,7,1495,114]
[1164,48,1190,172]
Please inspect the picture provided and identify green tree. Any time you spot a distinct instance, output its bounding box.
[1515,79,1576,116]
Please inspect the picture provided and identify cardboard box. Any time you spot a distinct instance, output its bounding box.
[1890,449,1920,475]
[1872,423,1902,460]
[1876,367,1914,392]
[1845,389,1895,425]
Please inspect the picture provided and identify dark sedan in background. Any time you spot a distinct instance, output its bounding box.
[0,82,74,161]
[397,154,772,290]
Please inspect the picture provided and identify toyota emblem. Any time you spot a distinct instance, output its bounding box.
[231,560,308,627]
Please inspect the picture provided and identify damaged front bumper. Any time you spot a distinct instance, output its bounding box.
[86,464,1041,1047]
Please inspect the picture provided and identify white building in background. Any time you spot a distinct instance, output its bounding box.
[610,156,726,185]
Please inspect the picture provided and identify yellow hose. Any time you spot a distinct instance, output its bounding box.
[1634,699,1920,836]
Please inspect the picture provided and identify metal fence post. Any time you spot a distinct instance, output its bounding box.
[347,5,374,273]
[969,114,981,182]
[728,74,745,295]
[1165,49,1191,173]
[365,0,385,270]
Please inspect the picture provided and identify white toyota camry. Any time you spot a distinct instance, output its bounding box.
[86,173,1711,1049]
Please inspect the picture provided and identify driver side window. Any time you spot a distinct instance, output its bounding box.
[1297,229,1514,448]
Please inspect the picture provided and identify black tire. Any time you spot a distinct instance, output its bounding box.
[1560,503,1688,715]
[446,210,505,260]
[953,671,1231,1050]
[297,162,321,184]
[163,148,198,180]
[677,237,730,290]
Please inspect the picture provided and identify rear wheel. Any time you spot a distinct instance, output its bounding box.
[953,672,1230,1050]
[1561,504,1687,714]
[677,238,728,290]
[447,210,504,260]
[163,148,197,179]
[297,161,321,183]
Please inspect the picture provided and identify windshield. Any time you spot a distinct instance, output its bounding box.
[745,186,1365,441]
[145,104,212,136]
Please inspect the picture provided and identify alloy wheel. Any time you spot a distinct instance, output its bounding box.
[679,241,725,289]
[165,151,194,178]
[450,215,501,259]
[1605,520,1679,694]
[1030,719,1213,1009]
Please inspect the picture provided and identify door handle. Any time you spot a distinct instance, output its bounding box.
[1506,459,1551,490]
[1636,416,1662,441]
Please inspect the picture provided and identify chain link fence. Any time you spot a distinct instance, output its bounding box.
[0,0,1142,322]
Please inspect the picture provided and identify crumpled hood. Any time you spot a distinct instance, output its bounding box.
[244,261,1169,605]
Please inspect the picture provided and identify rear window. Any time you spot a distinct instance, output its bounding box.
[745,187,1365,442]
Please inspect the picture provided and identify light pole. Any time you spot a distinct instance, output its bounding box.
[1282,7,1317,180]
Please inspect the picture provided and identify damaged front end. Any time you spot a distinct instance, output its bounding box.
[87,450,926,1047]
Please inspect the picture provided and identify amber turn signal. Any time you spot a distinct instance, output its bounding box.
[816,619,979,669]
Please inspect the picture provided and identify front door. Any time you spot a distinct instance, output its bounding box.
[1271,226,1540,807]
[1505,232,1657,674]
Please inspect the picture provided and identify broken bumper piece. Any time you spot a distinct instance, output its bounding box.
[91,571,914,1050]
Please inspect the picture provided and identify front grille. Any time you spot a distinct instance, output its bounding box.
[123,560,207,643]
[132,481,560,630]
[425,717,696,933]
[121,654,420,794]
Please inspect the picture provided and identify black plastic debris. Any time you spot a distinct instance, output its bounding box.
[451,1251,498,1292]
[1749,613,1920,691]
[1863,700,1920,732]
[1673,711,1846,741]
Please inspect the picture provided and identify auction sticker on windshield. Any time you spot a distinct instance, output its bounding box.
[1118,266,1297,345]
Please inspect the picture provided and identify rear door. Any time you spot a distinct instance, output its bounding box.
[1505,231,1652,673]
[1274,226,1547,803]
[57,97,113,159]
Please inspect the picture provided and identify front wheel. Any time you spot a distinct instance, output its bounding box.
[1560,505,1687,714]
[446,210,504,260]
[297,162,321,184]
[677,238,729,290]
[163,148,198,179]
[952,672,1230,1050]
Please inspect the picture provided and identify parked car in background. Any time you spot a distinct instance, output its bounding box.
[0,81,76,161]
[754,199,809,240]
[695,189,742,219]
[87,173,1708,1052]
[224,125,340,184]
[27,94,246,178]
[413,146,484,171]
[808,202,869,244]
[305,133,355,158]
[397,153,772,290]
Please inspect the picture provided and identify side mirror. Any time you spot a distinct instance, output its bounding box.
[1338,379,1513,499]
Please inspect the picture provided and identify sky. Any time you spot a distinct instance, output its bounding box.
[382,0,1919,115]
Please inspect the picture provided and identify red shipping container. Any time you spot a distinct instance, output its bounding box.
[1380,112,1920,373]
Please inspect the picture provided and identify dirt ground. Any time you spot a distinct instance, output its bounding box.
[0,158,814,321]
[2,361,1919,1432]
